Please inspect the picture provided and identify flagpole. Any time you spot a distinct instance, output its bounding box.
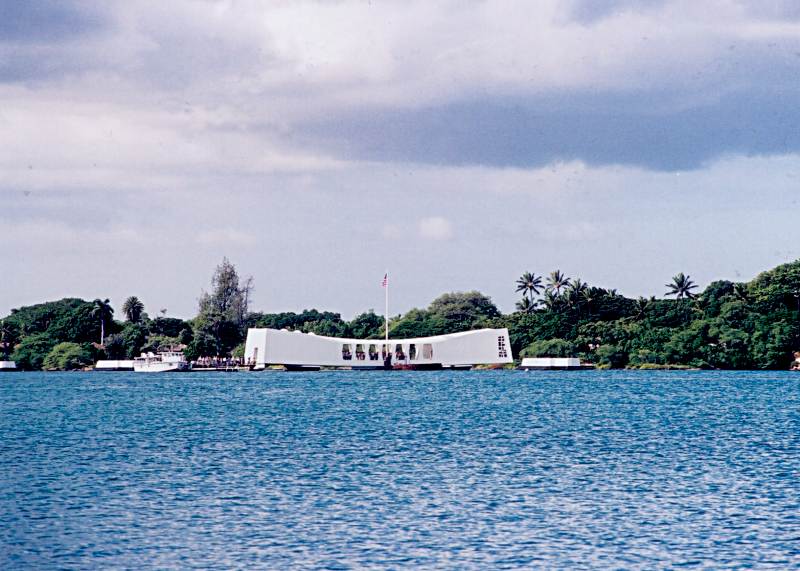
[384,270,389,344]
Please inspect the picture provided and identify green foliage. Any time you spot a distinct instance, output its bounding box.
[700,281,735,317]
[749,317,796,369]
[546,270,571,295]
[5,258,800,371]
[5,298,98,344]
[521,338,575,358]
[198,257,252,325]
[302,318,346,337]
[515,296,537,313]
[141,335,180,354]
[194,258,253,356]
[0,320,20,359]
[391,291,501,338]
[103,334,127,359]
[516,272,543,302]
[389,308,447,338]
[91,298,114,344]
[627,349,664,366]
[121,323,148,358]
[249,309,344,332]
[750,259,800,313]
[178,327,194,345]
[150,317,190,338]
[594,344,628,369]
[4,299,108,369]
[122,296,145,323]
[348,311,384,338]
[184,331,218,361]
[504,261,800,369]
[428,291,501,326]
[43,342,93,371]
[194,312,243,356]
[11,333,57,370]
[665,272,699,299]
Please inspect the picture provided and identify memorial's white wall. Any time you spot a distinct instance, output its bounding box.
[244,328,513,367]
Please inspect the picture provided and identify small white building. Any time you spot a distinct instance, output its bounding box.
[519,357,591,370]
[244,327,513,369]
[0,361,18,372]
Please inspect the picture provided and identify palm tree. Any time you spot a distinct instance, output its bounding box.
[515,272,543,300]
[122,296,145,323]
[515,296,537,313]
[633,296,651,321]
[91,298,114,345]
[547,270,571,296]
[566,278,588,306]
[542,290,560,311]
[581,287,596,307]
[665,273,699,300]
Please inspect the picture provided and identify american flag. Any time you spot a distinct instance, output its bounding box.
[382,273,388,288]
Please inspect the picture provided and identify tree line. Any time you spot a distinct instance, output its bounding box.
[2,258,800,370]
[505,264,800,369]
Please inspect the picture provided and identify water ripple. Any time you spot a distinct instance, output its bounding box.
[1,370,799,569]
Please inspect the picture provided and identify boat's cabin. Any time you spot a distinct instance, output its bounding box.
[135,351,186,363]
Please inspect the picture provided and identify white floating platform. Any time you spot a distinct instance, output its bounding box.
[519,357,594,370]
[94,360,135,371]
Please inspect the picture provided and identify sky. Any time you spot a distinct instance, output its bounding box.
[2,0,800,319]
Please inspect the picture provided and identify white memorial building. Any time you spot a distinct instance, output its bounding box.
[244,327,513,370]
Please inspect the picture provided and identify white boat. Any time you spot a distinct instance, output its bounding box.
[133,351,189,373]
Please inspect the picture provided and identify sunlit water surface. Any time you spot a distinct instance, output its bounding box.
[1,370,799,569]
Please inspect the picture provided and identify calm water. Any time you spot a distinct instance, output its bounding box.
[1,370,799,569]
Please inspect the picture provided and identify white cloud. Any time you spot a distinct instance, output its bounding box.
[0,85,347,195]
[1,219,149,251]
[418,216,454,241]
[381,223,403,239]
[195,228,256,246]
[8,2,800,113]
[0,0,797,197]
[2,1,800,319]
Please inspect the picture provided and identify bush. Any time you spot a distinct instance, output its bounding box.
[11,333,58,370]
[184,331,218,361]
[103,334,127,359]
[521,338,575,358]
[43,342,93,371]
[631,363,691,370]
[141,335,180,354]
[150,317,190,338]
[178,328,194,345]
[122,323,148,358]
[595,344,628,369]
[628,349,663,366]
